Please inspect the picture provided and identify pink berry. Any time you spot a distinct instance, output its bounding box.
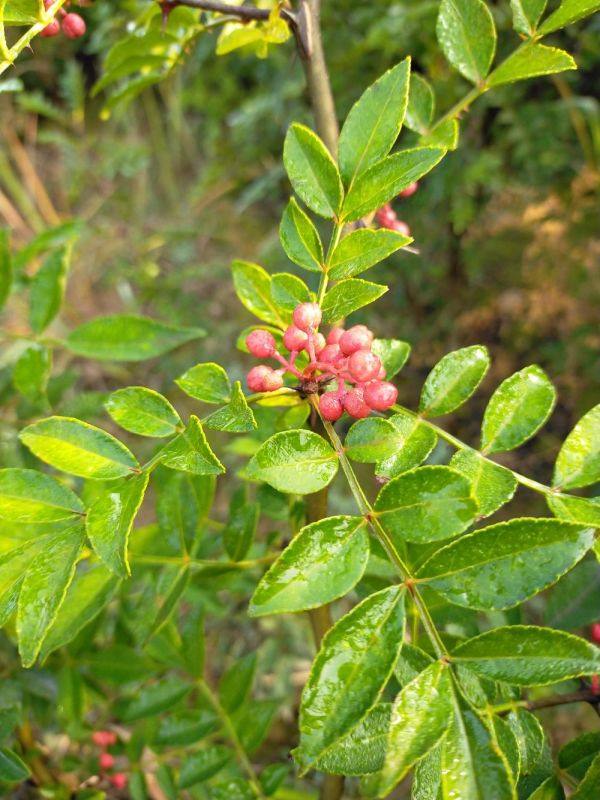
[319,344,343,365]
[592,624,600,644]
[40,19,60,36]
[313,332,326,353]
[293,302,321,332]
[339,325,373,356]
[364,380,398,411]
[99,752,115,770]
[375,204,397,228]
[327,327,345,345]
[343,388,371,419]
[283,325,308,352]
[348,350,381,383]
[399,181,418,198]
[110,773,128,790]
[392,219,411,237]
[61,12,86,38]
[246,329,276,358]
[319,393,344,421]
[92,731,117,748]
[247,365,270,392]
[262,369,284,392]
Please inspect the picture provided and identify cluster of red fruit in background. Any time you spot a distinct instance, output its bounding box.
[245,302,398,421]
[91,731,127,791]
[40,0,86,39]
[374,180,418,236]
[591,623,600,695]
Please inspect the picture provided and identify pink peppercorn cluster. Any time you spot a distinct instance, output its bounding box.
[374,181,418,237]
[245,302,398,422]
[40,0,86,39]
[91,730,128,790]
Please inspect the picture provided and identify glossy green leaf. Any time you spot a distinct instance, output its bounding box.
[436,0,497,84]
[13,343,51,402]
[559,731,600,780]
[377,662,452,795]
[86,472,149,577]
[105,387,181,437]
[375,465,476,544]
[160,416,225,476]
[450,449,517,518]
[321,278,388,323]
[66,314,204,361]
[538,0,600,34]
[0,229,12,311]
[119,679,191,722]
[328,229,410,280]
[40,564,120,661]
[481,366,556,454]
[547,494,600,527]
[441,690,513,800]
[175,362,231,404]
[29,247,69,333]
[411,745,442,800]
[270,272,311,312]
[528,776,566,799]
[372,339,411,379]
[0,748,30,783]
[376,411,438,479]
[250,516,369,616]
[0,468,84,523]
[204,382,257,433]
[17,526,85,667]
[394,642,434,687]
[295,586,405,770]
[341,147,445,222]
[283,123,342,218]
[545,559,600,630]
[493,716,521,783]
[488,44,576,87]
[418,518,595,610]
[507,709,544,775]
[224,494,259,562]
[406,73,435,135]
[452,626,600,685]
[20,416,139,480]
[0,536,51,626]
[231,260,284,327]
[316,703,391,776]
[219,652,256,714]
[571,752,600,800]
[338,58,411,186]
[419,345,489,417]
[421,117,460,150]
[178,747,232,789]
[346,418,404,463]
[279,197,324,272]
[510,0,547,36]
[553,404,600,489]
[247,430,338,494]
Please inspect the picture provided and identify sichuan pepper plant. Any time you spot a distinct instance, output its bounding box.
[1,1,600,799]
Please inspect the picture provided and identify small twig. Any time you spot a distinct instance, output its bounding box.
[525,689,600,713]
[158,0,295,25]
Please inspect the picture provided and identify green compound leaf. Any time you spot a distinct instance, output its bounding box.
[538,0,600,34]
[279,198,324,272]
[436,0,497,84]
[20,416,139,480]
[204,382,257,433]
[328,228,411,280]
[406,73,435,135]
[321,278,388,323]
[159,416,225,476]
[283,123,343,218]
[249,516,369,616]
[219,652,257,714]
[418,518,595,610]
[419,345,490,417]
[553,404,600,490]
[376,411,438,480]
[175,362,231,405]
[178,747,232,789]
[488,43,576,87]
[481,365,556,454]
[105,386,181,437]
[0,748,30,783]
[510,0,547,37]
[29,247,69,334]
[316,703,391,777]
[376,662,452,795]
[66,314,205,361]
[547,494,600,527]
[372,339,411,379]
[453,626,600,686]
[0,468,84,523]
[295,586,405,769]
[247,430,338,494]
[341,147,446,222]
[231,260,285,327]
[450,449,517,519]
[17,525,85,667]
[0,229,13,311]
[119,678,192,722]
[338,57,411,187]
[13,343,51,402]
[441,689,514,800]
[86,472,149,577]
[346,417,404,463]
[271,272,311,312]
[375,465,477,544]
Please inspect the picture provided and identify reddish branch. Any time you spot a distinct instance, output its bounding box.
[158,0,294,24]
